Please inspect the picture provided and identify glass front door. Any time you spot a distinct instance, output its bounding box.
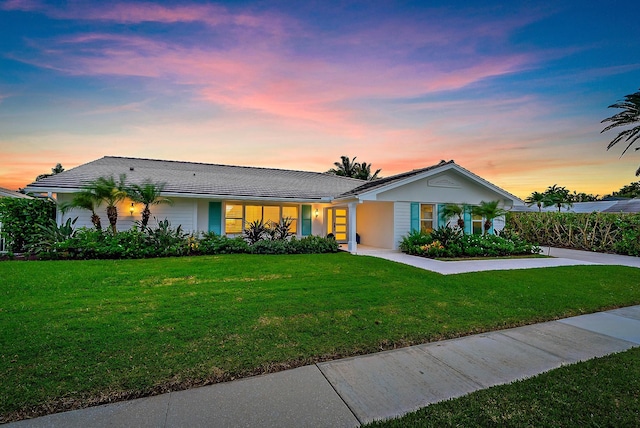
[327,208,348,242]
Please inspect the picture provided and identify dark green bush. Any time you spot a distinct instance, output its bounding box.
[198,232,249,254]
[399,227,540,259]
[288,235,340,254]
[251,239,289,254]
[0,198,56,252]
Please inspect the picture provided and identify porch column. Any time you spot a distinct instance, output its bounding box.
[347,201,357,254]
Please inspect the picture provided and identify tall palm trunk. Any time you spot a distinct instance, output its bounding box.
[91,212,102,231]
[141,205,151,228]
[107,205,118,233]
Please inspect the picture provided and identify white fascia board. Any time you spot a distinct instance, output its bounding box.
[25,186,330,204]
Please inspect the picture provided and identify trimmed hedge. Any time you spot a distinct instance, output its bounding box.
[505,212,640,256]
[0,198,56,252]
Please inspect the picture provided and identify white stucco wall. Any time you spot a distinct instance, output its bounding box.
[356,202,394,248]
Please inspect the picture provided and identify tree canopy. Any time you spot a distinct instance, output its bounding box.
[327,156,381,180]
[602,88,640,175]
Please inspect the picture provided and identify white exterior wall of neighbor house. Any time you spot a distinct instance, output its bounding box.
[356,202,394,248]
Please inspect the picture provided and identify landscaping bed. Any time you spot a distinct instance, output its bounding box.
[2,253,639,422]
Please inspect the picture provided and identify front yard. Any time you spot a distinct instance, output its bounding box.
[2,253,640,422]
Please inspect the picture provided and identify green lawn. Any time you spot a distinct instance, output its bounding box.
[366,347,640,427]
[1,253,640,422]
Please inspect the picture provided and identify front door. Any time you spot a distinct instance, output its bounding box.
[327,208,348,243]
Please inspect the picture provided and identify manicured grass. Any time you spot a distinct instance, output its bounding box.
[1,253,640,421]
[366,347,640,427]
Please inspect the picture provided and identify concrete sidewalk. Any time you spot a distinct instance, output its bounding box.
[8,305,640,428]
[355,246,640,274]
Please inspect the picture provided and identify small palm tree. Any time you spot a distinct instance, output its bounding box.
[439,203,465,230]
[543,184,572,212]
[127,180,173,228]
[86,174,128,233]
[524,191,546,212]
[602,88,640,175]
[60,191,102,231]
[471,201,507,235]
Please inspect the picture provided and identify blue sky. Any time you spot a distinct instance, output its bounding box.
[1,0,639,197]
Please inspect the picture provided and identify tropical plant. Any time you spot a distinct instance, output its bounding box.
[569,191,600,202]
[604,181,640,199]
[243,219,267,244]
[327,156,381,180]
[524,191,546,212]
[126,180,172,228]
[601,88,640,175]
[26,217,77,254]
[471,200,508,235]
[266,217,294,241]
[60,191,103,230]
[543,184,573,212]
[354,162,381,181]
[439,203,466,229]
[86,174,128,233]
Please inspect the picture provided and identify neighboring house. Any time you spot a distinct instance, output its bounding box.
[0,187,33,252]
[24,156,523,253]
[512,200,640,214]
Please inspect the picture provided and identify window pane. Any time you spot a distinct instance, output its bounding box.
[226,219,242,234]
[282,206,298,219]
[335,209,347,216]
[289,219,297,233]
[473,222,483,235]
[245,205,262,225]
[264,206,280,226]
[420,204,433,220]
[335,224,347,233]
[327,210,333,234]
[421,220,433,233]
[335,233,347,241]
[226,204,242,219]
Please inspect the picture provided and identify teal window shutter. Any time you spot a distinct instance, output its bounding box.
[410,202,420,232]
[301,205,312,236]
[463,208,472,235]
[208,202,222,234]
[437,204,445,228]
[489,219,495,235]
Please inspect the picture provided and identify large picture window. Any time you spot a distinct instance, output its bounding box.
[224,203,299,234]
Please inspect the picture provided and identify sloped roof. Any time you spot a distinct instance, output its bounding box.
[24,156,365,201]
[0,187,32,199]
[337,160,522,204]
[337,160,455,198]
[602,199,640,213]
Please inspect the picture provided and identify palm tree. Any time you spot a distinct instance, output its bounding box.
[524,191,546,212]
[353,162,381,181]
[543,184,572,212]
[602,88,640,175]
[60,190,102,231]
[127,180,173,228]
[327,156,360,177]
[471,200,507,235]
[87,174,128,233]
[439,203,465,230]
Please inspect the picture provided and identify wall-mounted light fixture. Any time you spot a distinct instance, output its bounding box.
[129,203,135,215]
[315,209,319,218]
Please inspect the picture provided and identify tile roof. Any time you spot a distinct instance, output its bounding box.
[24,156,366,201]
[0,187,33,199]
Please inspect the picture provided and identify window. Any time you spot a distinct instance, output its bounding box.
[420,204,434,233]
[225,204,243,234]
[472,214,483,235]
[224,203,299,234]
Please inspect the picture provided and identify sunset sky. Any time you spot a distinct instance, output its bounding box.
[1,0,639,198]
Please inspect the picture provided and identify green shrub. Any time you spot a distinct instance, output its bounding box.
[506,212,640,256]
[399,226,540,259]
[0,198,56,252]
[288,235,340,254]
[251,239,289,254]
[199,232,250,254]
